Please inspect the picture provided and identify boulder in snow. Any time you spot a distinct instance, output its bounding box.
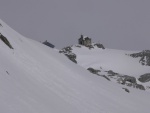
[138,73,150,83]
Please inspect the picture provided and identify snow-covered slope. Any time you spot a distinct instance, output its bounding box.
[0,20,150,113]
[71,45,150,76]
[60,43,150,90]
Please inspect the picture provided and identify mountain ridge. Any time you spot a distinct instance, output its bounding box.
[60,42,150,91]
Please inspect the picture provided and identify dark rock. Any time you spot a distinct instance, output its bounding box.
[135,84,145,90]
[138,73,150,83]
[123,75,136,84]
[87,67,100,74]
[6,71,9,75]
[107,70,118,76]
[59,50,64,53]
[118,75,145,90]
[59,46,72,53]
[62,46,72,52]
[65,53,77,63]
[0,33,13,49]
[43,40,55,48]
[0,23,2,27]
[130,50,150,66]
[59,46,77,63]
[122,88,130,93]
[126,83,133,87]
[87,68,110,81]
[94,43,105,49]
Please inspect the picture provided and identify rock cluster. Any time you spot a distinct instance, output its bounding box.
[122,75,136,84]
[122,88,130,93]
[105,70,145,90]
[87,67,101,74]
[65,53,77,63]
[138,73,150,83]
[87,67,110,81]
[107,70,118,76]
[87,68,145,90]
[59,46,77,63]
[130,50,150,66]
[94,43,105,49]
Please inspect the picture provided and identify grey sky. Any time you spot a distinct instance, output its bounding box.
[0,0,150,50]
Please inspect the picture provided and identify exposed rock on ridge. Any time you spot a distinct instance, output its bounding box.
[43,40,55,48]
[130,50,150,66]
[59,46,77,63]
[138,73,150,83]
[0,33,13,49]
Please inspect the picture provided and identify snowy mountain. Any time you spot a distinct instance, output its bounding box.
[0,19,150,113]
[60,41,150,91]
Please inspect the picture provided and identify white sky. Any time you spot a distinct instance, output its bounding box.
[0,0,150,50]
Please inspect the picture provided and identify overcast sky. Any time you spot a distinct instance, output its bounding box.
[0,0,150,50]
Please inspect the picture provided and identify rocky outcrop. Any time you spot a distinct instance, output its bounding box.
[94,43,105,49]
[135,84,145,90]
[122,75,136,84]
[87,67,146,90]
[59,46,72,53]
[87,67,100,74]
[103,70,146,90]
[0,33,13,49]
[130,50,150,66]
[43,40,55,48]
[138,73,150,83]
[122,88,130,93]
[0,23,2,27]
[118,75,145,90]
[65,53,77,63]
[87,67,110,81]
[59,46,77,63]
[106,70,118,76]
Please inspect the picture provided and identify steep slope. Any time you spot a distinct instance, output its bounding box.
[0,20,150,113]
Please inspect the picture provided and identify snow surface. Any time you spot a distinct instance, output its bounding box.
[72,45,150,76]
[71,45,150,90]
[0,19,150,113]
